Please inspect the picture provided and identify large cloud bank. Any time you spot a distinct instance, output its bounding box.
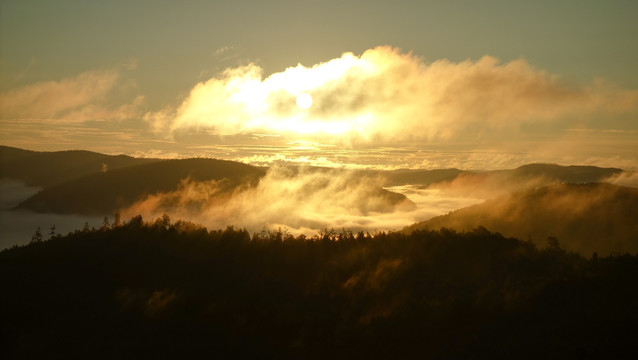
[155,46,637,143]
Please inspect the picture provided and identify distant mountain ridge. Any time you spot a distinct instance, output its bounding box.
[356,163,622,191]
[375,168,467,187]
[0,145,159,187]
[511,163,622,182]
[2,146,629,234]
[5,147,413,216]
[405,182,638,256]
[15,158,267,215]
[423,163,623,198]
[2,146,622,189]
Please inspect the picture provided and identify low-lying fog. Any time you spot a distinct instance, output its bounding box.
[0,176,483,249]
[0,180,103,249]
[120,167,485,237]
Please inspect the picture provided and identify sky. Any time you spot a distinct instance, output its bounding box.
[1,0,637,170]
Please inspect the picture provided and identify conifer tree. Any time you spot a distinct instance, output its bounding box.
[31,227,43,243]
[48,225,57,240]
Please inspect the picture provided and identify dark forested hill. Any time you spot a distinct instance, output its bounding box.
[1,221,636,359]
[405,182,638,256]
[375,168,466,187]
[509,163,622,182]
[0,145,159,187]
[15,158,267,215]
[1,146,621,191]
[11,154,415,218]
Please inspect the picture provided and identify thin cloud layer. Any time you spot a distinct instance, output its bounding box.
[157,46,638,143]
[0,68,143,124]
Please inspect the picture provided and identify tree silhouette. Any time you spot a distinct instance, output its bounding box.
[546,236,560,250]
[30,227,43,243]
[101,216,110,230]
[48,225,57,240]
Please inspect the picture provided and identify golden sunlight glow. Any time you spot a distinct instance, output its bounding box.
[296,93,313,109]
[169,46,638,144]
[268,118,351,135]
[171,50,379,138]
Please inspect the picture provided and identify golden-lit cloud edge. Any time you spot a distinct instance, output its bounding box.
[150,46,638,144]
[0,67,144,124]
[2,46,637,170]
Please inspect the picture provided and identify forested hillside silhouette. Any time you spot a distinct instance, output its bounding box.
[511,163,621,182]
[2,146,623,192]
[15,158,266,215]
[365,163,621,188]
[369,168,466,187]
[406,182,638,256]
[0,145,159,187]
[2,216,637,359]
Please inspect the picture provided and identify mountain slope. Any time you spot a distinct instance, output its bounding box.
[405,182,638,256]
[362,163,621,193]
[16,158,266,215]
[510,163,622,182]
[376,168,466,186]
[16,158,414,217]
[0,145,159,187]
[427,163,623,198]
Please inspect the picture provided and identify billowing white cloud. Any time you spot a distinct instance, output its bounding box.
[3,47,637,171]
[153,46,638,143]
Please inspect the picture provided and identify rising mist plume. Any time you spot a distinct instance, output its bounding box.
[121,166,480,235]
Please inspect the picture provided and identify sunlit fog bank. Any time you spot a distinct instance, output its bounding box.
[605,170,638,188]
[120,167,483,236]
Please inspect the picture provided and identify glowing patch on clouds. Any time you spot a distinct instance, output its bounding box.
[170,50,379,137]
[164,46,638,143]
[296,93,313,109]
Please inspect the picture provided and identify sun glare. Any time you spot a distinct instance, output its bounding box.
[179,51,380,138]
[296,93,313,109]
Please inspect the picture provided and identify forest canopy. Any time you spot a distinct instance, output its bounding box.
[1,215,637,359]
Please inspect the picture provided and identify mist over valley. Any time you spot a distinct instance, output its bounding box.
[2,146,636,258]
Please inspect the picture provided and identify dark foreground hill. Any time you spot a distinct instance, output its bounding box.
[406,182,638,256]
[16,158,267,215]
[1,219,636,359]
[0,145,159,187]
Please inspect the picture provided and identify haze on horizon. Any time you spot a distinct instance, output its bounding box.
[1,0,638,170]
